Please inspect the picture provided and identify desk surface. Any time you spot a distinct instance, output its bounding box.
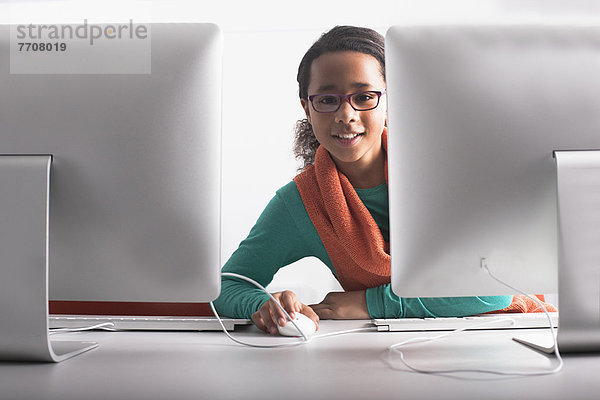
[1,320,599,400]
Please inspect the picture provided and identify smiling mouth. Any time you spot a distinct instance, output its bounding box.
[333,132,364,140]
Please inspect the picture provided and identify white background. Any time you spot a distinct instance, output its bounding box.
[2,0,597,304]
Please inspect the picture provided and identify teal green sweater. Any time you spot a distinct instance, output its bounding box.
[213,181,512,319]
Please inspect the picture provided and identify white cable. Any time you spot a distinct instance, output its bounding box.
[310,327,375,339]
[210,272,310,348]
[387,266,563,376]
[482,264,563,374]
[209,301,311,348]
[211,272,378,348]
[221,272,311,341]
[49,322,116,335]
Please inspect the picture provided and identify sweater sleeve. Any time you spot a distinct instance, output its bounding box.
[365,284,513,319]
[212,187,316,319]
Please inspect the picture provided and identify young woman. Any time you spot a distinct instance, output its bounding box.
[213,26,513,335]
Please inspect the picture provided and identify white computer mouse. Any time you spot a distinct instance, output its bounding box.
[277,313,317,337]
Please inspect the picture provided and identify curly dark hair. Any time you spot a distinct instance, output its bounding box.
[293,26,386,171]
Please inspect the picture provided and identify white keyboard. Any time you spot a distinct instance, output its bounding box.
[372,312,558,332]
[49,315,252,332]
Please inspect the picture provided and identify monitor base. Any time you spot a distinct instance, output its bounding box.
[0,155,97,362]
[553,151,600,353]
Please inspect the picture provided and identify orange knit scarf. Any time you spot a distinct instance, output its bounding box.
[293,130,390,291]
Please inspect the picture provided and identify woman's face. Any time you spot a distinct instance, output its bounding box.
[301,51,387,167]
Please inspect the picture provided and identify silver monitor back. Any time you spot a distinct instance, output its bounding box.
[386,24,600,297]
[0,23,222,303]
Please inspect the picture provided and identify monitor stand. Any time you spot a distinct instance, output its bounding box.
[0,155,97,362]
[514,150,600,353]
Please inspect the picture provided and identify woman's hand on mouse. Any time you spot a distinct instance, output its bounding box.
[252,290,320,335]
[310,290,369,320]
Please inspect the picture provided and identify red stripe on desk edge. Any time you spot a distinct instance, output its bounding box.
[51,297,546,316]
[49,301,214,316]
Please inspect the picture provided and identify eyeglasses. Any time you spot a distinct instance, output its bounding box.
[308,90,386,113]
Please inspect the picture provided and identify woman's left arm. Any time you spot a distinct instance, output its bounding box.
[311,285,513,319]
[365,284,513,319]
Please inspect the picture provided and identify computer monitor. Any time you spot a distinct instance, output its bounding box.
[385,24,600,351]
[0,23,222,307]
